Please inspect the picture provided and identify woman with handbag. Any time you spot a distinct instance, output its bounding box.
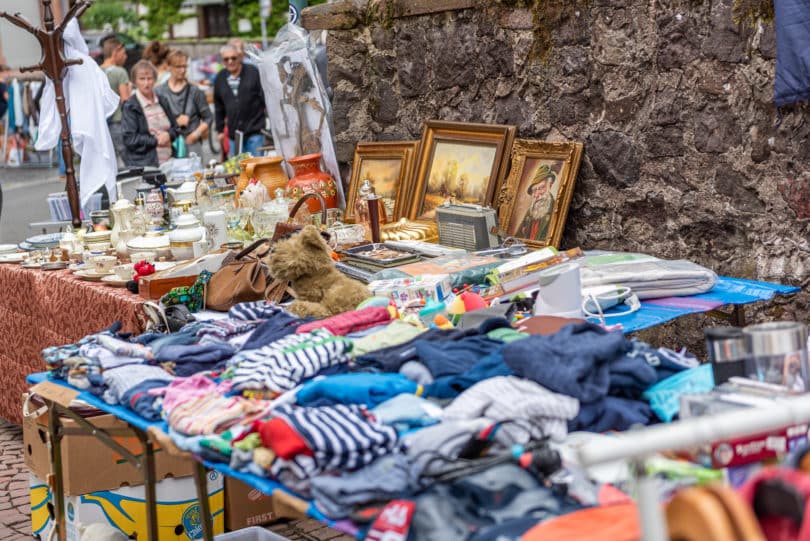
[157,50,213,159]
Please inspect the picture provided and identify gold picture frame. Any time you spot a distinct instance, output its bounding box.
[408,120,516,221]
[499,139,584,249]
[346,141,419,223]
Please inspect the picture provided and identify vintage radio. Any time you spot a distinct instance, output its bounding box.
[435,203,499,251]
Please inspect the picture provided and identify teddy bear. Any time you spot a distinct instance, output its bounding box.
[268,225,371,318]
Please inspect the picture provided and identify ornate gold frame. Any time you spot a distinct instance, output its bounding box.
[346,141,419,222]
[498,139,584,249]
[407,120,516,220]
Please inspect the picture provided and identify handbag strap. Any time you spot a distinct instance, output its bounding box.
[288,192,327,225]
[235,238,271,260]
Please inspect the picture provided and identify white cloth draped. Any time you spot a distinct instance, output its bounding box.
[35,19,119,205]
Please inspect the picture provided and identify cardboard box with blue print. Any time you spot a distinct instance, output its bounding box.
[30,471,224,541]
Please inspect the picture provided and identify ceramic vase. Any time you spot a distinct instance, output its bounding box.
[285,153,338,214]
[236,156,289,207]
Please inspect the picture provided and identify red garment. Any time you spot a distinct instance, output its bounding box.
[257,417,313,459]
[739,467,810,541]
[296,307,392,336]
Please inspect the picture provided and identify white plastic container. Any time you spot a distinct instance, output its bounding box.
[215,526,290,541]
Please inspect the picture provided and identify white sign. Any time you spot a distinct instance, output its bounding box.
[0,0,44,69]
[259,0,271,19]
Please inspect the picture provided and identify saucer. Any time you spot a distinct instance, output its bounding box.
[25,233,63,249]
[101,275,130,287]
[0,253,25,263]
[0,244,17,254]
[20,261,43,269]
[75,269,113,282]
[68,262,88,272]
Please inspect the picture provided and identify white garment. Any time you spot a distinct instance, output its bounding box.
[442,376,580,443]
[35,19,119,206]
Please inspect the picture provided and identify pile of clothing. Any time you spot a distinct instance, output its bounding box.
[43,300,699,539]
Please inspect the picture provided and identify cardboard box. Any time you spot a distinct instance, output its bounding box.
[30,471,224,541]
[23,410,194,496]
[224,477,277,531]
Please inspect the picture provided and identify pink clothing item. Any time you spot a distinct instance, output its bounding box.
[136,90,172,163]
[149,374,232,416]
[296,307,392,337]
[739,467,810,541]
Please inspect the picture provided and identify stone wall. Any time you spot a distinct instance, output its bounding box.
[302,0,810,349]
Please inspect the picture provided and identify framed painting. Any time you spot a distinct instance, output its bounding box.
[499,139,584,249]
[408,121,516,221]
[346,141,419,222]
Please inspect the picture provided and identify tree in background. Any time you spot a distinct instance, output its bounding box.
[228,0,327,38]
[84,0,138,32]
[139,0,189,40]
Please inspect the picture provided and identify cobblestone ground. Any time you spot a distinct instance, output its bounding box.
[0,420,32,541]
[0,420,352,541]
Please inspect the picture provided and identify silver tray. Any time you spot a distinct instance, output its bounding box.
[342,243,420,268]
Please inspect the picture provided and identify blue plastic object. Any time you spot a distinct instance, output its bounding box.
[643,364,715,422]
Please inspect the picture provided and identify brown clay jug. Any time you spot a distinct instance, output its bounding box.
[285,153,338,213]
[235,156,289,207]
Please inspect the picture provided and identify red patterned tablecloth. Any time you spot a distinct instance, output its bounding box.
[0,264,146,424]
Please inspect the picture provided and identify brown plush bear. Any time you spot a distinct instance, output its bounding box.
[268,225,371,318]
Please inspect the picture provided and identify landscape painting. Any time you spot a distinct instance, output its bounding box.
[419,141,498,220]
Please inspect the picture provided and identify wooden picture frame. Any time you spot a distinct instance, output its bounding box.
[408,121,516,221]
[346,141,419,223]
[499,139,584,249]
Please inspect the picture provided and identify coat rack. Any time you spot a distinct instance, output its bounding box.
[1,0,92,228]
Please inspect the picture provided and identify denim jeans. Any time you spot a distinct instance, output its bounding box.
[229,133,265,157]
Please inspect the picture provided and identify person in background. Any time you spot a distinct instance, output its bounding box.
[0,65,8,123]
[99,37,131,164]
[142,41,171,85]
[227,37,254,65]
[122,60,178,167]
[213,44,266,157]
[156,49,212,158]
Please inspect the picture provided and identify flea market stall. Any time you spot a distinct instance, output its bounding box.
[5,2,810,541]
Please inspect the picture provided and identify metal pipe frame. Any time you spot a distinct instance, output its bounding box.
[43,400,159,541]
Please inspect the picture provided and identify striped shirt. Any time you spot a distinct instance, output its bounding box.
[272,404,398,473]
[230,330,351,393]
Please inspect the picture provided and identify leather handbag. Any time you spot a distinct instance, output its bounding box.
[205,238,272,311]
[272,192,329,242]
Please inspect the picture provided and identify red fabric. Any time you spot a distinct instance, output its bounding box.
[258,417,313,459]
[739,467,810,541]
[520,502,640,541]
[296,307,392,336]
[0,265,146,425]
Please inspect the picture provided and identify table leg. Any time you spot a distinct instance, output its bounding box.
[134,428,159,541]
[193,461,215,541]
[47,401,67,541]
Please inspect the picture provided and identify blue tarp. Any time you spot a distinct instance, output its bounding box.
[591,276,799,332]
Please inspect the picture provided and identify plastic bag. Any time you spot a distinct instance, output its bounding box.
[259,23,344,208]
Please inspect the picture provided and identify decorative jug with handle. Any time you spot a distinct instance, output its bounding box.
[285,153,338,213]
[236,156,289,207]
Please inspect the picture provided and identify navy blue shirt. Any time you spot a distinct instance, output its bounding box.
[0,82,7,120]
